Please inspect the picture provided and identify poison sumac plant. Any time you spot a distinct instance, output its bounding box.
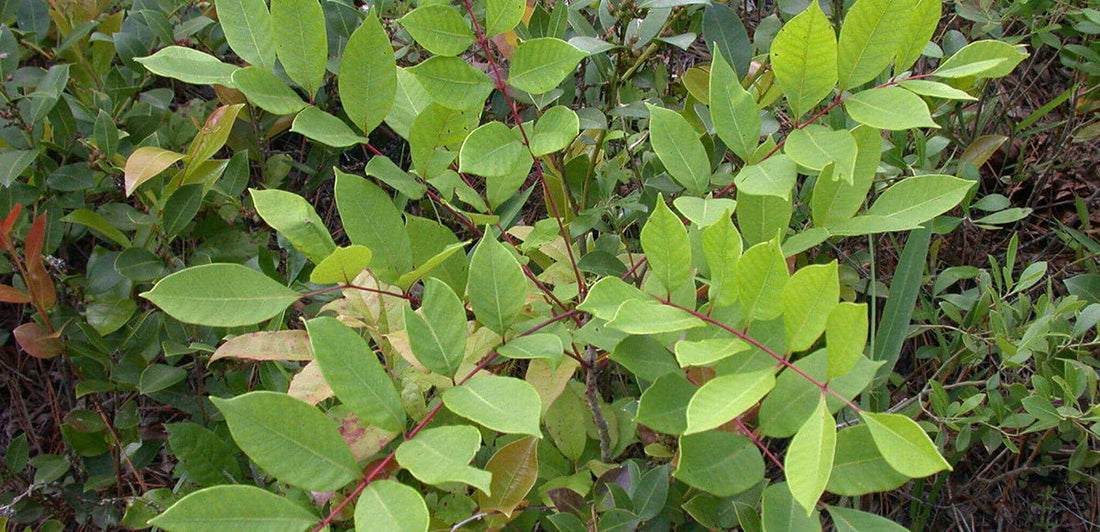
[126,0,1027,529]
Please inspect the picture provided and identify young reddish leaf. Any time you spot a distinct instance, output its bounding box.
[479,436,539,518]
[25,213,46,263]
[25,261,56,311]
[1,203,21,236]
[14,322,63,359]
[0,285,31,304]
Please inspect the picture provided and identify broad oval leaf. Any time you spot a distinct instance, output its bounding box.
[836,0,915,88]
[735,239,790,321]
[443,375,542,436]
[647,104,711,194]
[710,49,760,160]
[703,3,752,78]
[310,245,373,284]
[828,506,909,532]
[784,125,858,184]
[141,263,299,327]
[124,147,184,196]
[408,56,494,110]
[478,436,539,518]
[934,40,1028,79]
[844,86,938,130]
[291,106,367,147]
[468,234,526,335]
[485,0,524,37]
[529,106,580,156]
[761,482,822,532]
[826,302,867,379]
[210,330,313,362]
[270,0,327,97]
[769,0,837,117]
[675,338,750,367]
[135,46,239,86]
[215,0,276,70]
[735,154,798,200]
[702,213,743,307]
[782,261,839,352]
[861,412,951,478]
[355,480,429,532]
[508,38,588,95]
[340,13,397,134]
[211,391,358,491]
[395,425,493,493]
[232,66,306,115]
[606,300,706,335]
[635,373,695,434]
[335,169,414,282]
[398,5,474,57]
[459,121,526,177]
[498,333,564,361]
[685,369,776,434]
[250,188,336,264]
[149,485,318,532]
[894,0,942,74]
[784,396,836,515]
[404,278,467,377]
[641,195,692,293]
[675,432,764,496]
[306,317,406,432]
[826,424,909,495]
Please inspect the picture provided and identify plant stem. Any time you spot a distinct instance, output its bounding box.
[584,344,613,461]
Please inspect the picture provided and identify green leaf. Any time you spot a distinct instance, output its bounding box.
[606,300,705,335]
[250,189,335,263]
[674,197,738,227]
[211,391,358,491]
[395,241,468,291]
[894,0,942,74]
[529,106,580,156]
[291,106,367,147]
[135,46,238,86]
[408,56,494,110]
[577,277,648,321]
[675,432,764,497]
[498,333,563,361]
[647,104,711,194]
[459,121,527,177]
[685,369,776,434]
[641,195,692,293]
[93,111,119,158]
[758,350,881,438]
[828,506,909,532]
[306,317,406,432]
[366,155,427,200]
[335,169,414,282]
[166,423,241,486]
[675,338,750,367]
[702,213,742,307]
[468,234,526,335]
[934,40,1028,79]
[703,3,752,78]
[826,302,867,379]
[0,150,37,187]
[443,375,542,435]
[861,412,950,477]
[844,86,938,130]
[709,49,760,160]
[215,0,276,70]
[141,264,299,327]
[785,396,836,515]
[340,13,397,134]
[399,5,474,56]
[479,437,539,518]
[149,485,318,532]
[404,278,466,377]
[635,373,695,434]
[826,425,909,495]
[62,209,131,247]
[734,154,798,200]
[485,0,524,37]
[355,480,430,532]
[310,245,373,284]
[115,248,165,282]
[271,0,327,96]
[610,335,681,382]
[405,216,469,294]
[811,126,880,226]
[738,192,793,247]
[836,0,915,88]
[386,68,433,139]
[735,239,790,321]
[231,67,307,115]
[769,0,837,117]
[124,147,185,196]
[826,174,974,235]
[508,38,588,94]
[784,126,858,184]
[782,261,839,352]
[395,425,492,493]
[761,482,822,532]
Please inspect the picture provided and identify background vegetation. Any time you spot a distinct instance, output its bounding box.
[0,0,1098,530]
